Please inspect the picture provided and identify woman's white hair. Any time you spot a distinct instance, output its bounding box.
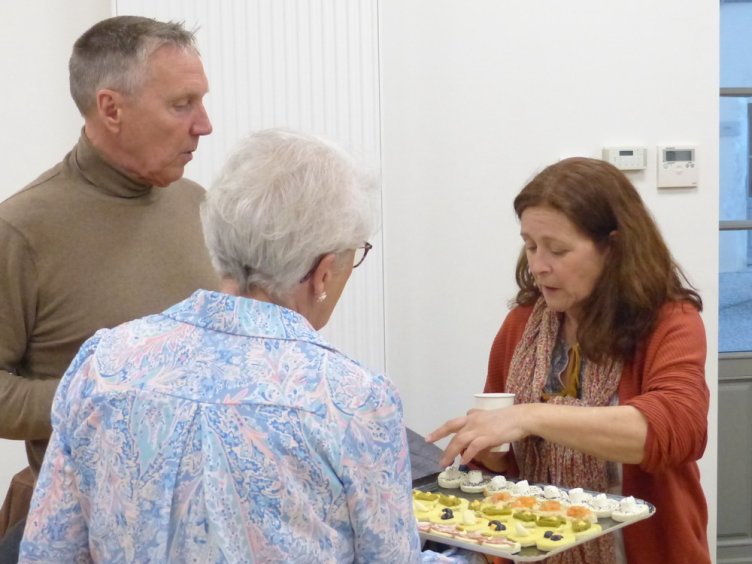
[201,128,379,298]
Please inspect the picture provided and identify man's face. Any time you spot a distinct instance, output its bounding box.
[117,45,212,186]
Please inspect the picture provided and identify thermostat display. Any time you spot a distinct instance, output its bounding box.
[664,149,693,163]
[602,146,648,171]
[657,146,697,189]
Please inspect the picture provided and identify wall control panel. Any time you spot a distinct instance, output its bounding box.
[657,146,697,188]
[602,147,648,171]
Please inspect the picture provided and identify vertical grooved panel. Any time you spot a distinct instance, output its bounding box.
[116,0,385,372]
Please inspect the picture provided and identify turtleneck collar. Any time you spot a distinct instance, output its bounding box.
[67,130,155,199]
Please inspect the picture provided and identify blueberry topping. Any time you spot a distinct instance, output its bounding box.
[544,530,554,538]
[441,508,454,520]
[552,534,563,541]
[488,520,505,531]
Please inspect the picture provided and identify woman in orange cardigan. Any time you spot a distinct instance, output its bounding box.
[427,157,710,564]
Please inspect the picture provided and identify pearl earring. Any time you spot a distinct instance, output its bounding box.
[316,291,327,303]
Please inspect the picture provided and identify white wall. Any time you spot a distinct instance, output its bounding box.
[0,0,111,501]
[115,0,387,376]
[1,1,719,557]
[379,0,719,556]
[0,1,111,197]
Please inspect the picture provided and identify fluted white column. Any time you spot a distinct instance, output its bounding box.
[116,0,385,372]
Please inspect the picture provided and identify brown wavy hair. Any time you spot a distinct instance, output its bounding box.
[513,157,702,363]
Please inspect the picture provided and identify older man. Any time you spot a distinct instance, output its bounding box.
[0,15,218,546]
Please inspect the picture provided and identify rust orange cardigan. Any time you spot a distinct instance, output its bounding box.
[485,301,710,564]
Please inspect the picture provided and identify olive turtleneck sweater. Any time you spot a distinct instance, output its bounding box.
[0,132,219,473]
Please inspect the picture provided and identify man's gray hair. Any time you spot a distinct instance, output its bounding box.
[69,15,199,115]
[201,128,379,299]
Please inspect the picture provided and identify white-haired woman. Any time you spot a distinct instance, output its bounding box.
[20,129,478,563]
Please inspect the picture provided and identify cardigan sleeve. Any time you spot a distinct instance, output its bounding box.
[624,302,709,474]
[483,305,534,478]
[487,302,708,476]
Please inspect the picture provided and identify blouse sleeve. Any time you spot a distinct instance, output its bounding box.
[338,375,423,563]
[19,335,103,561]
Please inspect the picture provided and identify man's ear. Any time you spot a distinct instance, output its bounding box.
[95,89,123,132]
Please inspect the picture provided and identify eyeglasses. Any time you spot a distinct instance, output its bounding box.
[300,241,373,282]
[353,241,372,268]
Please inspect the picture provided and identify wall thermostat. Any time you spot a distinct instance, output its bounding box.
[657,146,697,188]
[602,147,648,171]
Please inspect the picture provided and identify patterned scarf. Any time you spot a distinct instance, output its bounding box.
[506,298,623,564]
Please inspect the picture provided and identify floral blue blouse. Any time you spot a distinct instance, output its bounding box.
[19,290,436,563]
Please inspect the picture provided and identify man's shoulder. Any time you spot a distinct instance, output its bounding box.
[1,162,65,208]
[165,176,206,197]
[173,176,205,190]
[0,162,66,231]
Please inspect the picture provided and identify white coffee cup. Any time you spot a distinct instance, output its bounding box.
[473,392,515,452]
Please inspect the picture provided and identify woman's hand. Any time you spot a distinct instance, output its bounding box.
[427,402,649,467]
[425,405,528,467]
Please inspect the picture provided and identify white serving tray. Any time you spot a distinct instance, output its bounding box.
[416,480,655,561]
